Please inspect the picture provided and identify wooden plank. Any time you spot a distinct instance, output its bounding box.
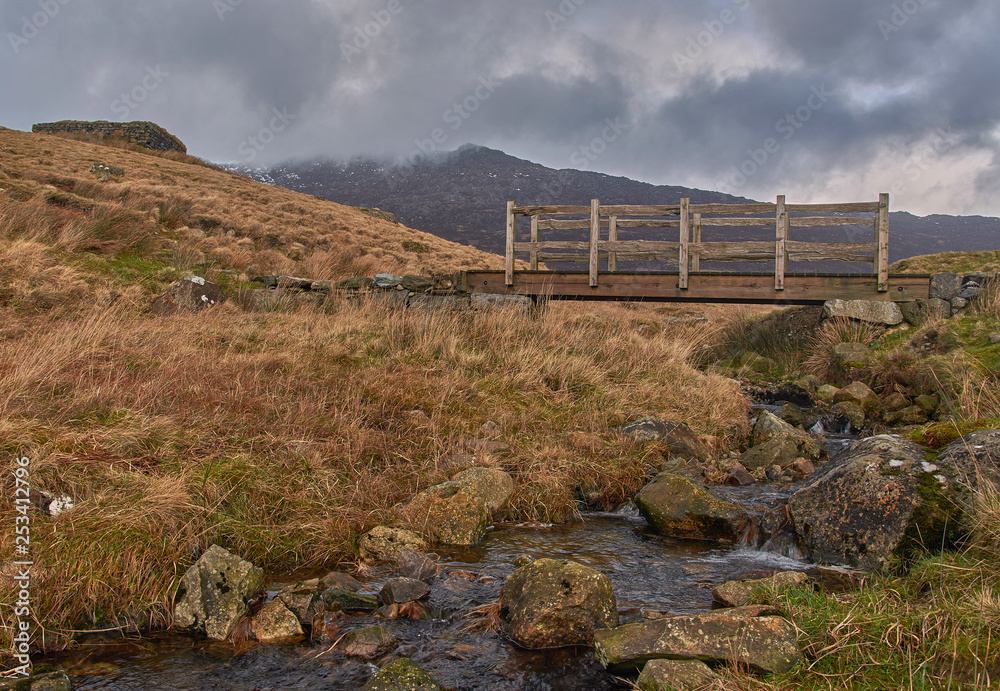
[523,241,591,251]
[789,216,875,227]
[786,202,880,213]
[691,214,702,273]
[601,241,681,252]
[608,216,618,272]
[690,241,775,255]
[463,271,931,303]
[689,203,777,215]
[775,195,787,291]
[679,198,690,289]
[538,218,593,231]
[589,199,600,287]
[530,215,540,271]
[785,241,876,262]
[699,217,775,227]
[506,201,515,286]
[616,220,681,228]
[600,205,680,216]
[514,205,591,215]
[878,193,890,292]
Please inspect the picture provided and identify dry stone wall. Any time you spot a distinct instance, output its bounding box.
[32,120,187,153]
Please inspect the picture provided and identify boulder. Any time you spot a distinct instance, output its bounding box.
[832,401,866,431]
[499,558,618,649]
[452,466,514,513]
[936,429,1000,491]
[359,526,427,562]
[788,435,966,572]
[173,545,264,640]
[321,571,364,592]
[378,577,431,606]
[726,466,755,486]
[990,334,1000,345]
[616,419,713,461]
[373,274,403,289]
[321,587,379,613]
[400,275,434,293]
[364,657,442,691]
[338,625,397,659]
[712,571,809,608]
[900,299,951,327]
[815,384,840,403]
[153,276,225,317]
[397,547,440,583]
[741,436,818,472]
[594,605,801,675]
[930,273,963,301]
[884,406,928,427]
[834,382,879,415]
[396,480,492,546]
[880,392,910,414]
[822,299,903,326]
[634,473,749,543]
[251,598,304,643]
[914,395,940,416]
[636,659,719,691]
[276,582,322,624]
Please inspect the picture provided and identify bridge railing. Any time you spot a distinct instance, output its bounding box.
[504,194,890,293]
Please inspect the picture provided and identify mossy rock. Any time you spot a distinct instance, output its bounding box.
[364,657,441,690]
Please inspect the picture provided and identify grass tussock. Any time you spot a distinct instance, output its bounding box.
[709,552,1000,690]
[802,317,885,379]
[0,296,747,651]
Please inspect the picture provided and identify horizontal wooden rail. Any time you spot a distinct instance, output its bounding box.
[504,194,891,295]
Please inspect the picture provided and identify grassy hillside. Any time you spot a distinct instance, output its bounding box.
[891,250,1000,275]
[0,125,502,313]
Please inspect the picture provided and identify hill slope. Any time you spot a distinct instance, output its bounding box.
[0,126,503,312]
[242,145,1000,267]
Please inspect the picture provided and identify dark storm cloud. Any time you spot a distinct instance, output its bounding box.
[1,0,997,214]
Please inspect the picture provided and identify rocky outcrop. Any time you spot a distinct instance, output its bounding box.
[741,411,821,472]
[153,275,225,316]
[788,435,965,572]
[33,120,187,153]
[635,473,749,543]
[173,545,264,640]
[499,558,618,649]
[593,605,801,675]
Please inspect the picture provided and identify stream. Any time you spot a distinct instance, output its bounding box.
[53,510,808,690]
[48,404,853,690]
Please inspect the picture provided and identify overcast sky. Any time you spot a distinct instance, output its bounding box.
[2,0,998,216]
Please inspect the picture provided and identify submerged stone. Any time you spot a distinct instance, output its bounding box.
[363,657,442,690]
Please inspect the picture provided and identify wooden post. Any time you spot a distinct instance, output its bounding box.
[679,198,690,290]
[775,195,787,291]
[506,200,516,286]
[608,215,618,272]
[877,192,890,292]
[530,214,539,271]
[691,213,702,273]
[589,199,600,287]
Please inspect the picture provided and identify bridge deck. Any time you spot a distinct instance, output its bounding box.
[460,271,932,305]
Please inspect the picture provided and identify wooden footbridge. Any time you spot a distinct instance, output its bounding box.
[458,194,932,304]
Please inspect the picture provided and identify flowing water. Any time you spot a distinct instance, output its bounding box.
[55,508,808,691]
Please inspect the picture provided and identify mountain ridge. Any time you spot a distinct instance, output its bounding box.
[238,144,1000,270]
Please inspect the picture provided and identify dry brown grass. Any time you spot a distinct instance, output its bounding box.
[0,290,747,650]
[0,125,504,281]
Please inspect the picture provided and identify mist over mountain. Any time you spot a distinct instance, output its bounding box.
[238,144,1000,270]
